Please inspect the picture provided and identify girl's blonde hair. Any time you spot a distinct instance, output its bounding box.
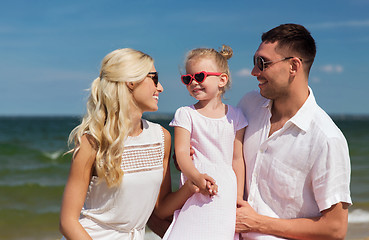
[185,45,233,96]
[68,48,154,187]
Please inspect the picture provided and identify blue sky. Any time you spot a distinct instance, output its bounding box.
[1,0,369,116]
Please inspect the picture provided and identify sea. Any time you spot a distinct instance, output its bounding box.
[0,114,368,240]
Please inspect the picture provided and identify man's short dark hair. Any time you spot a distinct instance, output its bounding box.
[262,24,316,72]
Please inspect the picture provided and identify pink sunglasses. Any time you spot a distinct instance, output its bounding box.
[181,71,222,85]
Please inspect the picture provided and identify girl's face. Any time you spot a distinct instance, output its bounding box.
[132,65,163,113]
[185,57,227,101]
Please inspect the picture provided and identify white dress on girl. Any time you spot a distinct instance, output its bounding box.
[62,119,164,240]
[163,105,248,240]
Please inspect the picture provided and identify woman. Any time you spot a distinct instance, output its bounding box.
[59,48,197,240]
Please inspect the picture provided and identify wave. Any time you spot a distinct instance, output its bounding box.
[348,209,369,223]
[42,149,65,161]
[0,164,69,187]
[0,177,67,187]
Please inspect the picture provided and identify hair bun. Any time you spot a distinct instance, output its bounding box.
[219,45,233,60]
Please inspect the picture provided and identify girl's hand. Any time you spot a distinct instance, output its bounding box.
[193,173,218,196]
[206,179,218,196]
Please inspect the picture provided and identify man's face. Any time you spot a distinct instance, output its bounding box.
[251,42,292,100]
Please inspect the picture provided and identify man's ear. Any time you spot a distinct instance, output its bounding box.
[219,73,229,88]
[290,57,302,75]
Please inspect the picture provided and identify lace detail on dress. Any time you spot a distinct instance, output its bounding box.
[121,142,163,173]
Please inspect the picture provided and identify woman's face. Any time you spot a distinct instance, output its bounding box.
[131,65,164,113]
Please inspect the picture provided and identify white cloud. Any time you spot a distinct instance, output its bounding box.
[236,68,252,77]
[319,64,344,74]
[311,77,320,83]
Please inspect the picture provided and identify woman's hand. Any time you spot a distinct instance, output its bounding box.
[183,178,200,194]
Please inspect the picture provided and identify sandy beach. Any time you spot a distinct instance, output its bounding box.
[346,222,369,240]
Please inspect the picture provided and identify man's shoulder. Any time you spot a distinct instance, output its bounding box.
[238,90,268,114]
[239,90,262,102]
[311,106,346,140]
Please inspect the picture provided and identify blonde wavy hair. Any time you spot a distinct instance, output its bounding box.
[68,48,154,187]
[185,45,233,96]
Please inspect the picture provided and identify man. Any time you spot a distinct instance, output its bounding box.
[236,24,352,239]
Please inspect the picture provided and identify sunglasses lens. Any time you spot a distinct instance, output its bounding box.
[182,76,192,85]
[194,72,205,83]
[257,56,264,71]
[253,56,262,71]
[148,72,159,86]
[153,73,158,86]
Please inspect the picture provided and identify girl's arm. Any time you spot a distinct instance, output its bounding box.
[59,135,96,240]
[233,127,246,202]
[153,128,199,221]
[173,126,216,195]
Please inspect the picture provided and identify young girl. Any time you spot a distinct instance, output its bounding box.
[163,46,247,240]
[59,48,198,240]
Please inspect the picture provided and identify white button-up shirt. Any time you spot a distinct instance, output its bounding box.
[238,88,352,239]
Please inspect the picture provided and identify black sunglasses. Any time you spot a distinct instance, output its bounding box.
[181,71,222,85]
[253,56,294,71]
[147,72,159,87]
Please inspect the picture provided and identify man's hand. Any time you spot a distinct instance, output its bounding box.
[236,199,259,233]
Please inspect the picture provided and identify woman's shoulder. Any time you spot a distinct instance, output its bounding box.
[142,118,162,130]
[144,119,170,139]
[82,133,99,151]
[70,134,97,169]
[141,119,168,140]
[78,134,98,154]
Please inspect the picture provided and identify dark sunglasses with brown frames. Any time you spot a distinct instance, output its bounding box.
[253,56,303,71]
[147,72,159,87]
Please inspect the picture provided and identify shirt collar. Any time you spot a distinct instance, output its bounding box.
[261,87,316,133]
[262,96,272,109]
[289,87,316,133]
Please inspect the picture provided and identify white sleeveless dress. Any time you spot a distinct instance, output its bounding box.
[62,119,164,240]
[163,105,248,240]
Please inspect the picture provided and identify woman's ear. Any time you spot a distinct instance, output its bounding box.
[218,73,229,88]
[126,82,135,91]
